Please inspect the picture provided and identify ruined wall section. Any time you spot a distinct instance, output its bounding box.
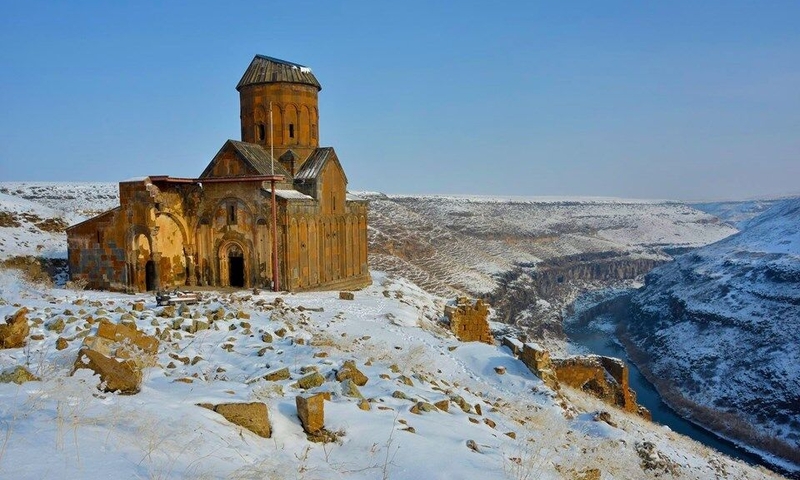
[552,355,649,418]
[67,208,127,290]
[445,297,494,344]
[513,339,650,419]
[68,180,160,291]
[518,342,558,389]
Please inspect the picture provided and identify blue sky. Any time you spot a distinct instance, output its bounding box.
[1,1,798,201]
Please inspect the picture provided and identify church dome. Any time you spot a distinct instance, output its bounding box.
[236,54,322,91]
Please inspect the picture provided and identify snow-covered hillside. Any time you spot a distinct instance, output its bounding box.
[0,183,118,261]
[628,199,800,471]
[0,270,783,479]
[0,182,119,218]
[691,199,785,229]
[367,194,736,297]
[365,193,738,351]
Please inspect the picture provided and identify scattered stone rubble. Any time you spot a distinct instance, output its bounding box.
[72,319,159,394]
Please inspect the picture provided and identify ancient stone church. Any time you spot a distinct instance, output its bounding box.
[67,55,370,292]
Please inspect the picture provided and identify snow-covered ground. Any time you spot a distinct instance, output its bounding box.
[0,270,782,479]
[629,198,800,474]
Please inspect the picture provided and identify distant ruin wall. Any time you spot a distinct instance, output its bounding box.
[514,339,650,419]
[445,297,493,344]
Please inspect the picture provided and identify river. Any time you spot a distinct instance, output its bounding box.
[564,296,773,471]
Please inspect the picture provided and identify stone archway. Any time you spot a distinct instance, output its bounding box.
[218,241,247,288]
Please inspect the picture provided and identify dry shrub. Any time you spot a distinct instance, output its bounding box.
[0,256,54,286]
[0,212,21,228]
[35,218,69,233]
[66,277,89,291]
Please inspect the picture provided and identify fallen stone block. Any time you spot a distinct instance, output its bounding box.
[0,307,30,349]
[297,372,325,390]
[74,347,142,394]
[296,393,325,434]
[213,402,271,438]
[335,360,368,386]
[339,291,354,300]
[340,379,363,398]
[72,321,159,394]
[0,365,39,384]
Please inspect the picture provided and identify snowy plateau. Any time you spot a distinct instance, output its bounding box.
[0,182,792,479]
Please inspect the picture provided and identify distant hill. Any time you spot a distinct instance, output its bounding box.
[629,198,800,467]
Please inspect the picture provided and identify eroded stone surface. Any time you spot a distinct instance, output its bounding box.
[445,297,493,344]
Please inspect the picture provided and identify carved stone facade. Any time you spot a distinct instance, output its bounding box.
[67,55,371,292]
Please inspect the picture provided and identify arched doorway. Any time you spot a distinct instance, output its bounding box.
[145,261,156,291]
[227,244,245,288]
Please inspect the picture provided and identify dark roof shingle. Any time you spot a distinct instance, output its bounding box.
[228,140,292,177]
[200,140,293,179]
[236,55,322,91]
[294,147,334,182]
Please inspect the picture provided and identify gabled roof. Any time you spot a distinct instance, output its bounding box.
[236,55,322,91]
[294,147,348,184]
[200,140,292,179]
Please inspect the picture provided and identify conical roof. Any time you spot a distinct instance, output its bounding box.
[236,55,321,91]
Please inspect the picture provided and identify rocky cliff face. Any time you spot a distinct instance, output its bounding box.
[627,199,800,466]
[487,254,664,344]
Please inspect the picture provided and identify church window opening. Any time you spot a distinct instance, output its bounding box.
[289,124,295,138]
[227,204,237,225]
[257,123,265,141]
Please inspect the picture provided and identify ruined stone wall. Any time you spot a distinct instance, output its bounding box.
[519,342,558,389]
[445,297,493,344]
[68,180,193,292]
[513,339,650,419]
[67,208,128,290]
[552,356,646,418]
